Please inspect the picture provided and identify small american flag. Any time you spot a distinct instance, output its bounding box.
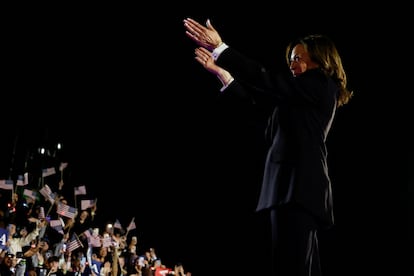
[74,185,87,196]
[23,189,38,201]
[59,162,68,171]
[0,180,13,190]
[57,202,78,219]
[66,233,83,252]
[50,219,64,234]
[101,236,113,248]
[81,199,96,210]
[127,217,136,231]
[16,175,27,186]
[39,184,56,204]
[83,229,101,247]
[113,219,123,230]
[42,167,56,177]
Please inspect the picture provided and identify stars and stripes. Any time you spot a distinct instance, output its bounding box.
[127,217,136,231]
[74,185,87,196]
[81,199,96,210]
[66,233,83,252]
[57,202,78,219]
[0,179,13,190]
[39,184,56,204]
[42,167,56,177]
[23,189,38,201]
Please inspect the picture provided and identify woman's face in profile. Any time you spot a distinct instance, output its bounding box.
[289,44,318,77]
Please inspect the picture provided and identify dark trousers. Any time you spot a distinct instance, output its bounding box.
[270,204,321,276]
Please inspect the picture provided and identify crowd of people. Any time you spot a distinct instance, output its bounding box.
[0,179,191,276]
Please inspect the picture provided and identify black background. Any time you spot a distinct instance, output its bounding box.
[0,14,407,275]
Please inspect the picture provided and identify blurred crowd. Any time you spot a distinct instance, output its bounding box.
[0,181,191,276]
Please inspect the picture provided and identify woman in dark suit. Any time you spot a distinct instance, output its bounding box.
[184,18,353,276]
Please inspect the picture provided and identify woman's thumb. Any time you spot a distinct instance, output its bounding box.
[206,18,215,30]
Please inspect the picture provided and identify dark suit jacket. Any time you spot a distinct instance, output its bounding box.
[216,47,338,226]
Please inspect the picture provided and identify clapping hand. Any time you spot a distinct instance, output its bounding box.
[183,18,223,51]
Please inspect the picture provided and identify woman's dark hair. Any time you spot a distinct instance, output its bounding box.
[285,34,353,107]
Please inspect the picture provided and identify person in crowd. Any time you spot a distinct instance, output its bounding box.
[45,255,65,276]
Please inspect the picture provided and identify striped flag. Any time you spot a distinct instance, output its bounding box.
[66,233,83,252]
[50,219,64,234]
[16,175,27,186]
[39,184,56,204]
[81,199,96,210]
[57,202,78,219]
[23,189,38,201]
[83,228,92,239]
[83,229,101,247]
[90,234,102,248]
[59,162,68,171]
[42,167,56,177]
[113,219,123,230]
[126,217,136,231]
[74,185,87,196]
[101,236,113,248]
[0,180,14,190]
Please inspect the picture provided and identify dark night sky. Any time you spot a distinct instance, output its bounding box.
[1,15,407,275]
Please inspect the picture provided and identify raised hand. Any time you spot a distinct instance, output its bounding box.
[183,18,223,51]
